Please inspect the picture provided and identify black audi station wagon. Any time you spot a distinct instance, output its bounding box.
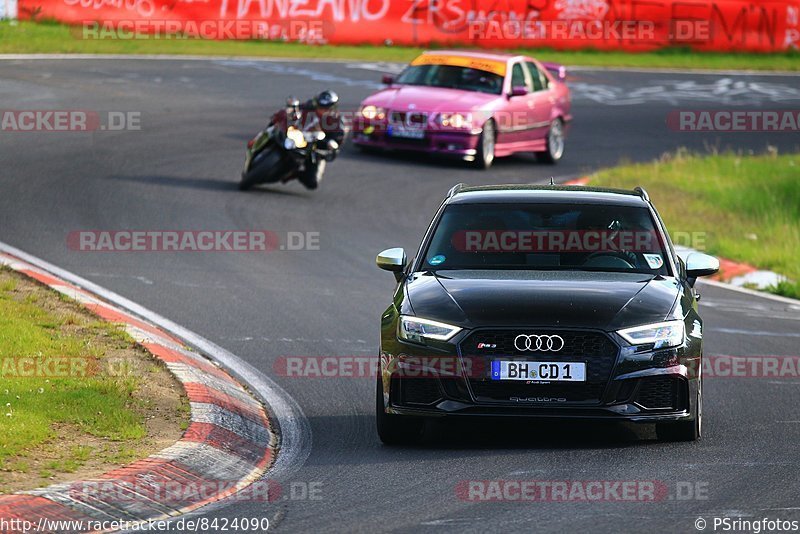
[375,184,719,444]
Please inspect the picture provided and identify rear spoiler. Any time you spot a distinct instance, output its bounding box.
[540,61,567,83]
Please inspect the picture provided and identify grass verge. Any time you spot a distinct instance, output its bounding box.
[1,20,799,71]
[0,267,188,493]
[587,149,800,299]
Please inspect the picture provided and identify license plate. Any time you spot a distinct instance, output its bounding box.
[387,125,425,139]
[491,360,586,382]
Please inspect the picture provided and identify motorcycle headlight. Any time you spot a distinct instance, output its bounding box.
[360,105,386,120]
[438,112,471,128]
[286,127,307,149]
[303,130,325,143]
[398,315,461,343]
[617,320,685,349]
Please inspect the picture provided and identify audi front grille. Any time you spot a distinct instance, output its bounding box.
[459,329,619,405]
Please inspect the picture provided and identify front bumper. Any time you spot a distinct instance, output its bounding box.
[390,405,692,423]
[379,326,700,424]
[385,366,696,423]
[352,126,480,159]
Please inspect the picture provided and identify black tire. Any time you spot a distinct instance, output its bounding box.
[472,119,495,170]
[298,159,326,190]
[376,374,424,445]
[239,148,283,191]
[536,119,566,164]
[656,381,702,442]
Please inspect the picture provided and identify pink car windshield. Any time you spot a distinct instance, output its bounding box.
[395,65,504,95]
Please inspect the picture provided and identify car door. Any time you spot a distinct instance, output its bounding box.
[497,61,533,146]
[525,60,556,141]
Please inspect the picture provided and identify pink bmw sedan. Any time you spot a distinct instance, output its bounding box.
[352,50,572,169]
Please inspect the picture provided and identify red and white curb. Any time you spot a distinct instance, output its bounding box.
[561,176,790,291]
[0,248,285,532]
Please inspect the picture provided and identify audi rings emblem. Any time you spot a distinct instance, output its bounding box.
[514,334,565,352]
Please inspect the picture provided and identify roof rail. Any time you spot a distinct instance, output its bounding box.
[447,183,465,198]
[634,186,650,202]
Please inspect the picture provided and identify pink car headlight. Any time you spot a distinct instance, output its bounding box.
[438,113,472,129]
[360,105,386,120]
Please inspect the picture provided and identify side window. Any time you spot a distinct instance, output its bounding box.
[526,61,547,91]
[510,62,528,91]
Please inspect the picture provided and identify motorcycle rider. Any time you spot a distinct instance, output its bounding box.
[240,89,345,192]
[295,90,345,189]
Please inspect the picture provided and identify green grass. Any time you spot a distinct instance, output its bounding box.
[0,275,146,466]
[588,150,800,298]
[2,20,800,71]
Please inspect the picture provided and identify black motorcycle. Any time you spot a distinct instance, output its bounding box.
[240,93,343,191]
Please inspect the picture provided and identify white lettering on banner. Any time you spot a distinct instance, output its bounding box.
[229,0,388,21]
[1,0,18,19]
[401,0,541,32]
[554,0,609,20]
[787,6,800,49]
[63,0,155,18]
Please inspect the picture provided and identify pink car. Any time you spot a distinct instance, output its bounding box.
[352,50,572,169]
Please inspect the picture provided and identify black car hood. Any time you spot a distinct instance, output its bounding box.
[405,270,681,331]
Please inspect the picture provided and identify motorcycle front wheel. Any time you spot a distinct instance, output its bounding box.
[298,159,326,190]
[239,147,285,191]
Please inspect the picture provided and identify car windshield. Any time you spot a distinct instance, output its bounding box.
[395,65,503,95]
[421,203,671,275]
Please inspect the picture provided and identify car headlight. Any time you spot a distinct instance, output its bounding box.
[617,320,685,349]
[438,112,471,128]
[285,127,307,149]
[360,105,386,120]
[398,315,461,343]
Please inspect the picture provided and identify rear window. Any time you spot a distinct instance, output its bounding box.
[421,203,671,275]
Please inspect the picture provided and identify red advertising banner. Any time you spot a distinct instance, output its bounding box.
[19,0,800,52]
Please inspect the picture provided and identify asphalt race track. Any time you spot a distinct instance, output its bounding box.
[2,58,800,533]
